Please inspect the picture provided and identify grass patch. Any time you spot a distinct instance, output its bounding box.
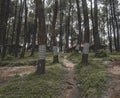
[0,64,65,98]
[0,52,64,67]
[0,52,38,63]
[66,52,82,63]
[68,53,107,98]
[76,63,107,98]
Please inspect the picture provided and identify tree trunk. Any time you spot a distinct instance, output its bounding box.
[76,0,82,52]
[51,0,59,63]
[106,5,112,52]
[65,0,72,51]
[112,0,120,52]
[30,6,37,56]
[110,0,117,51]
[90,0,94,44]
[20,0,28,58]
[15,0,24,57]
[93,0,100,51]
[10,0,18,55]
[81,0,90,65]
[59,0,63,51]
[35,0,47,74]
[0,0,10,59]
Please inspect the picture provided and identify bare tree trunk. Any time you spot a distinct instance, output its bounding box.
[81,0,90,65]
[35,0,47,74]
[93,0,100,51]
[110,0,117,51]
[30,6,37,56]
[20,0,28,58]
[0,0,10,59]
[76,0,82,52]
[90,0,94,44]
[106,5,112,52]
[112,0,120,52]
[51,0,59,63]
[15,0,24,57]
[10,0,18,54]
[59,0,63,51]
[65,0,72,51]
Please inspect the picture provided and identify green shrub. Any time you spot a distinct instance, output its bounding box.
[95,49,108,58]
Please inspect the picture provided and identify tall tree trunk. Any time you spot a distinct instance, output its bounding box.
[90,0,94,44]
[70,6,74,48]
[76,0,82,52]
[59,0,63,51]
[35,0,47,74]
[93,0,100,51]
[10,0,18,54]
[51,0,59,63]
[0,0,10,59]
[112,0,120,52]
[106,5,112,52]
[20,0,28,58]
[81,0,90,65]
[30,6,37,56]
[14,0,24,57]
[65,0,72,51]
[110,0,117,51]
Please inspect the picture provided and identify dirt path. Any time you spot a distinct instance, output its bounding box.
[0,66,36,86]
[104,61,120,98]
[59,56,80,98]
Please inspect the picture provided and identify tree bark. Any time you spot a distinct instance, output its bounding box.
[76,0,82,52]
[0,0,10,59]
[81,0,90,65]
[10,0,18,55]
[112,0,120,52]
[51,0,59,63]
[65,0,72,51]
[35,0,47,74]
[110,0,117,51]
[59,0,63,51]
[20,0,28,58]
[93,0,100,51]
[14,0,24,57]
[30,6,37,56]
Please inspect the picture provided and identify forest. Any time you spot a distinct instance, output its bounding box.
[0,0,120,98]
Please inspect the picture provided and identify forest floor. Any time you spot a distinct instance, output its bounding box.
[0,55,80,98]
[0,66,36,87]
[58,56,80,98]
[0,53,120,98]
[104,61,120,98]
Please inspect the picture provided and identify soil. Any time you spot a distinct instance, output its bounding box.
[104,61,120,98]
[58,56,80,98]
[0,66,36,86]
